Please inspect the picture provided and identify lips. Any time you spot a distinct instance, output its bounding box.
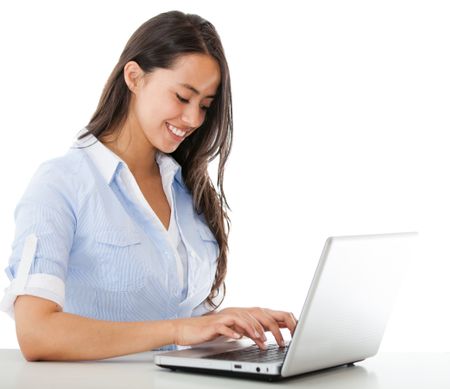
[166,122,191,137]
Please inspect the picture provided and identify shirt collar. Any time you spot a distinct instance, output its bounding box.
[72,129,183,187]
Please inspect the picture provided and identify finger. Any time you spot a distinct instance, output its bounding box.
[221,315,267,350]
[266,309,298,335]
[243,312,267,341]
[264,318,286,348]
[291,312,298,323]
[231,324,246,338]
[232,320,267,350]
[275,311,297,335]
[275,321,296,328]
[290,312,298,334]
[216,323,243,340]
[232,324,267,349]
[252,309,288,348]
[276,321,297,337]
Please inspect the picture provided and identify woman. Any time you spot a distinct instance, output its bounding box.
[0,10,297,361]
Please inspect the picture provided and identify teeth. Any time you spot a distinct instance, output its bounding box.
[167,123,187,137]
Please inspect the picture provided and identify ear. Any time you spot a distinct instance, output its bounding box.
[123,61,145,94]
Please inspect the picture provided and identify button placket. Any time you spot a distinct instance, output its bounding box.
[172,203,199,299]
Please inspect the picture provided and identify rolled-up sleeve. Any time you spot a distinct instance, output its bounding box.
[0,162,76,319]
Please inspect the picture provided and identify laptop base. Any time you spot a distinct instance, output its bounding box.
[158,364,283,381]
[157,360,362,382]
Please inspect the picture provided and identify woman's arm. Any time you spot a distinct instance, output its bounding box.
[15,295,283,361]
[14,295,178,361]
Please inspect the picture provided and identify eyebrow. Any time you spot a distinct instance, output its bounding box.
[179,83,216,99]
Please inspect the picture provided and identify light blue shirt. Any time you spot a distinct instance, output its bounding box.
[0,130,221,350]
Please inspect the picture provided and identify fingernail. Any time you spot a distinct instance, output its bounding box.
[254,331,260,338]
[281,340,285,347]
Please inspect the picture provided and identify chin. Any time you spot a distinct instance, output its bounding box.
[158,143,179,155]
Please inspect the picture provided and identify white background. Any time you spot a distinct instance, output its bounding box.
[0,0,449,352]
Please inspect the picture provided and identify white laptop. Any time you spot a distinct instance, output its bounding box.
[155,232,417,381]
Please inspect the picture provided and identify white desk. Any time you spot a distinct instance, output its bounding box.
[1,349,449,388]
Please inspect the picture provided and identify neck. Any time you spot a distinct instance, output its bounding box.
[99,124,159,180]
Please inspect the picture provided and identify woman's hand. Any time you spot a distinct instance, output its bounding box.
[173,307,297,350]
[216,307,297,348]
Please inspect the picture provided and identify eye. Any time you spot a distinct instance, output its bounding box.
[176,93,189,104]
[176,93,210,112]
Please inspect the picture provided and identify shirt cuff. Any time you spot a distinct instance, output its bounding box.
[0,273,65,320]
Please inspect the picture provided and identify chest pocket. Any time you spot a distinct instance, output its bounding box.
[196,222,220,273]
[94,229,147,292]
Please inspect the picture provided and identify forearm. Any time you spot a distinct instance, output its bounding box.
[21,311,177,361]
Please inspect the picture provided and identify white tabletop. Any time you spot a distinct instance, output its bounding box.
[1,349,449,388]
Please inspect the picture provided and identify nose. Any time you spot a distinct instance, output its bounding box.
[181,104,205,129]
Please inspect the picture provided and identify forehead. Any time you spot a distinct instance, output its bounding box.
[154,53,221,96]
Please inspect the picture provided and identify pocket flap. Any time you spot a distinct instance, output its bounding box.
[198,223,217,243]
[95,230,141,247]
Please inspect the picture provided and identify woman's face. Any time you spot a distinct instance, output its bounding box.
[127,53,221,154]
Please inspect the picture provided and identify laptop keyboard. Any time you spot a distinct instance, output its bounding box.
[202,340,291,363]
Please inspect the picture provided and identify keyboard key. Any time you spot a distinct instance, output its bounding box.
[203,341,290,363]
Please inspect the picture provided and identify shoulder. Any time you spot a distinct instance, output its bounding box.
[19,148,88,207]
[33,149,84,179]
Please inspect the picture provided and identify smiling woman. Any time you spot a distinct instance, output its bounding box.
[115,53,221,149]
[0,10,297,361]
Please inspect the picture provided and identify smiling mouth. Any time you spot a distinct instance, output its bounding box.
[166,122,190,138]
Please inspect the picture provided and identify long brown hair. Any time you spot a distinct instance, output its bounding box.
[79,10,232,310]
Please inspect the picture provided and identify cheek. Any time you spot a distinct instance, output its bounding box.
[135,94,180,130]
